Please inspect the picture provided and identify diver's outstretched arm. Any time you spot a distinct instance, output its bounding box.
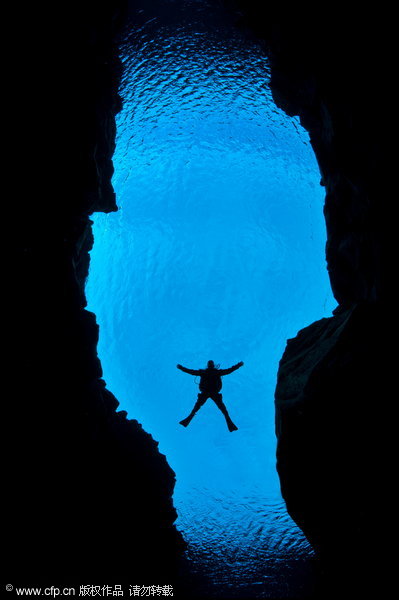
[219,361,244,376]
[177,364,201,376]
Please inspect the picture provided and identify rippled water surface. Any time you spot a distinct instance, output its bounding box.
[86,1,336,596]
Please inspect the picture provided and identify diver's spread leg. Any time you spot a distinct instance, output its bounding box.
[179,394,207,427]
[213,393,238,432]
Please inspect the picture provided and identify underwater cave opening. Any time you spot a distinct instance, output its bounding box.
[86,0,336,596]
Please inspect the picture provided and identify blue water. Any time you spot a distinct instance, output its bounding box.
[86,1,336,596]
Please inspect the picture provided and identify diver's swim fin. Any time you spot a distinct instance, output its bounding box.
[226,418,238,432]
[179,416,193,427]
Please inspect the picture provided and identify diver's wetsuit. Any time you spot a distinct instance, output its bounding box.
[177,362,243,431]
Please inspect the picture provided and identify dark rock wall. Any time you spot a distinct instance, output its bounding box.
[230,3,390,306]
[7,0,184,586]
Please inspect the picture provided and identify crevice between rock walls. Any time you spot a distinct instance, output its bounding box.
[8,1,394,596]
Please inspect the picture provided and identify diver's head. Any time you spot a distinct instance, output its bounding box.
[207,360,215,369]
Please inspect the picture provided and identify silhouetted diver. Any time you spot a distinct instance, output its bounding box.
[177,360,244,432]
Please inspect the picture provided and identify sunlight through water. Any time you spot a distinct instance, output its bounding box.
[86,0,336,596]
